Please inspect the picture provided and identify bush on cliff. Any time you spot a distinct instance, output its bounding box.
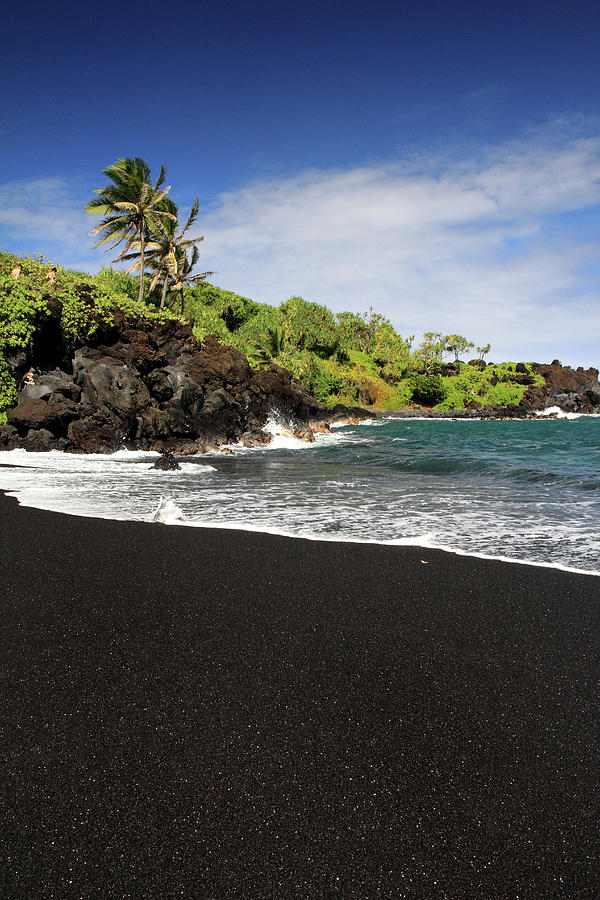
[430,362,544,410]
[409,373,446,407]
[0,352,17,423]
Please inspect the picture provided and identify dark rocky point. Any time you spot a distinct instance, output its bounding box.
[0,304,369,453]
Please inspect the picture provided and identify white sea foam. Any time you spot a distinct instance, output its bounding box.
[261,414,321,449]
[535,406,583,419]
[534,407,600,420]
[210,414,350,454]
[150,497,186,523]
[150,463,217,474]
[105,449,161,459]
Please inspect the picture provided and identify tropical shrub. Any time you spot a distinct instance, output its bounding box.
[409,373,447,406]
[280,296,339,357]
[372,322,411,381]
[192,283,261,330]
[284,354,345,404]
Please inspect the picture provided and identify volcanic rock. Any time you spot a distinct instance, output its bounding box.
[151,453,181,471]
[521,363,600,414]
[1,303,369,453]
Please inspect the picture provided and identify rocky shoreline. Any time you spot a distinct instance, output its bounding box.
[1,295,599,453]
[0,301,368,454]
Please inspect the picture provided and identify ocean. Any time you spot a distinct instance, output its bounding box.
[1,415,599,575]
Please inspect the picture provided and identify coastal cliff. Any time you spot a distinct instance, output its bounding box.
[0,298,367,453]
[1,287,599,452]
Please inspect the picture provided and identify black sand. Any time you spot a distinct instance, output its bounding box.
[1,490,599,898]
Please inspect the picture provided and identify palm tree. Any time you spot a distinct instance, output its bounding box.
[85,157,176,304]
[145,197,206,308]
[166,244,214,313]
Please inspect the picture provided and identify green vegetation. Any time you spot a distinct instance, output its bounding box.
[0,249,545,422]
[0,248,546,421]
[409,373,446,407]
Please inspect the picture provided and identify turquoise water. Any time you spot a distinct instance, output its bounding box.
[1,416,599,573]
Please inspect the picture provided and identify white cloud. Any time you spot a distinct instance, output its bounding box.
[0,176,97,270]
[196,125,600,366]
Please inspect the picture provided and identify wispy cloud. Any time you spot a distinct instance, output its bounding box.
[196,123,600,365]
[0,177,97,270]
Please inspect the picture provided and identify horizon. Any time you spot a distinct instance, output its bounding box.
[1,0,599,368]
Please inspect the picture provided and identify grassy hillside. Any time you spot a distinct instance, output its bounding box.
[0,251,544,422]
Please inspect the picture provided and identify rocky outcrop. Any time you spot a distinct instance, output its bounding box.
[151,452,181,471]
[0,306,368,453]
[521,361,600,414]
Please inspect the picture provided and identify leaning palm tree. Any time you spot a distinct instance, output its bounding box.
[144,197,206,308]
[85,157,176,304]
[166,244,214,313]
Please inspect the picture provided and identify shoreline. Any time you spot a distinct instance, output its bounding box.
[376,407,600,419]
[1,441,599,578]
[12,489,600,579]
[2,489,599,896]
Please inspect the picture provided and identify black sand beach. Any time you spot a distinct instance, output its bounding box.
[1,489,599,898]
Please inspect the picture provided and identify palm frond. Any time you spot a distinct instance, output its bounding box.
[155,165,167,191]
[188,271,215,283]
[177,236,204,249]
[181,197,200,236]
[149,268,165,291]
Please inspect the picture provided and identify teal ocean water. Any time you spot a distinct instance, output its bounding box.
[1,416,599,574]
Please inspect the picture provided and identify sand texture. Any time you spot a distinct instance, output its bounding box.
[1,491,599,897]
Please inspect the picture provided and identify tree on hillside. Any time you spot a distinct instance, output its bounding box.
[335,311,371,355]
[445,334,475,365]
[362,307,388,354]
[371,322,412,382]
[476,343,491,363]
[280,297,338,357]
[85,157,176,304]
[416,332,446,372]
[166,245,213,313]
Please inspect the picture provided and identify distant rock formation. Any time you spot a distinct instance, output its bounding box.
[378,360,600,420]
[0,302,368,453]
[523,361,600,414]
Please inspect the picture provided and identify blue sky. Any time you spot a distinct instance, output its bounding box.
[2,0,600,365]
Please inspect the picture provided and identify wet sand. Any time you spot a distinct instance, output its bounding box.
[1,490,599,897]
